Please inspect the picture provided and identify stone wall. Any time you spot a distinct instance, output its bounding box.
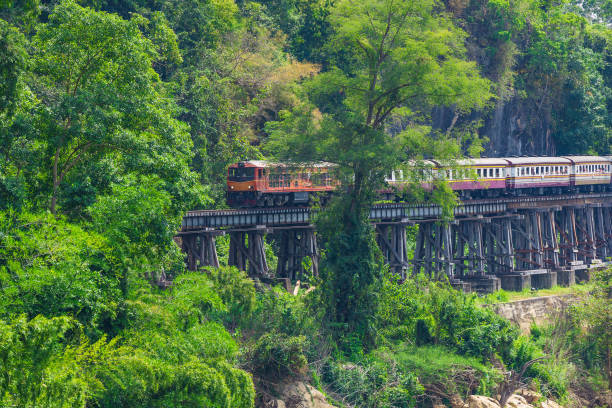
[487,294,577,333]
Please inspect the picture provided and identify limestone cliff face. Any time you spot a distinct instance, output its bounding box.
[433,97,556,157]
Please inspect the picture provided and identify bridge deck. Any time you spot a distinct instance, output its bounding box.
[182,192,612,230]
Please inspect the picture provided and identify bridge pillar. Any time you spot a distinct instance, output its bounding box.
[541,209,560,270]
[457,220,485,277]
[181,229,222,271]
[594,206,607,260]
[376,222,409,277]
[603,205,612,256]
[411,222,455,279]
[556,207,578,265]
[482,217,515,276]
[228,227,270,278]
[573,206,598,265]
[274,227,319,281]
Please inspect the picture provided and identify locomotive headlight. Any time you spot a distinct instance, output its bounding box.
[249,185,253,189]
[230,186,234,189]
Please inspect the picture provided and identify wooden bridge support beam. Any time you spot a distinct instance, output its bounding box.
[593,206,607,260]
[556,207,579,265]
[482,217,515,275]
[376,223,409,277]
[540,209,560,270]
[228,227,270,278]
[410,222,455,279]
[275,227,319,282]
[511,211,546,271]
[603,206,612,256]
[572,207,597,264]
[181,229,222,271]
[452,220,485,277]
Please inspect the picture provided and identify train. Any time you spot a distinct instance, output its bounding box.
[226,156,612,207]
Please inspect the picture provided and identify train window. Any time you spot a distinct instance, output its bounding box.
[398,170,403,180]
[477,169,481,178]
[496,168,500,177]
[521,168,525,176]
[536,167,539,175]
[229,167,255,181]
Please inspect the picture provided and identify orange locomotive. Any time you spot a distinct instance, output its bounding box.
[227,160,337,207]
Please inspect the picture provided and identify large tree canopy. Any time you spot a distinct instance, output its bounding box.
[30,0,200,213]
[266,0,493,347]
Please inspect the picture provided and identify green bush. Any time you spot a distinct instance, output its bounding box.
[248,331,308,379]
[321,352,424,408]
[378,344,501,400]
[378,272,517,360]
[0,211,121,338]
[204,266,256,329]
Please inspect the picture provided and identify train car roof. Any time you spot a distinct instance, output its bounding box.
[561,156,610,163]
[231,160,336,168]
[454,158,511,166]
[505,157,572,165]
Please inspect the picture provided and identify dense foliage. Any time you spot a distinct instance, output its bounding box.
[0,0,609,406]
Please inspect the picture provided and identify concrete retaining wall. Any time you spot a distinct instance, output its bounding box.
[487,294,577,333]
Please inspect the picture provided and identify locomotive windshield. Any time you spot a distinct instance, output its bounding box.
[229,167,255,181]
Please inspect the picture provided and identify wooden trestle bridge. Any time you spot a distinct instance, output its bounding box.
[179,192,612,292]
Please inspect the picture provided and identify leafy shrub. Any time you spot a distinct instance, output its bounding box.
[378,272,517,360]
[248,331,308,379]
[0,314,108,408]
[247,286,319,340]
[377,344,501,401]
[204,266,256,328]
[95,274,256,407]
[321,353,424,408]
[0,211,120,338]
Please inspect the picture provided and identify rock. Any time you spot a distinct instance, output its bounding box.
[540,400,563,408]
[275,381,337,408]
[449,394,465,408]
[505,394,532,408]
[466,395,501,408]
[433,404,449,408]
[516,389,542,404]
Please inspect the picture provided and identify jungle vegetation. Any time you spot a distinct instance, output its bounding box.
[0,0,610,406]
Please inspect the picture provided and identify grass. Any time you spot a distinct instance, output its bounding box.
[375,343,502,398]
[478,282,593,305]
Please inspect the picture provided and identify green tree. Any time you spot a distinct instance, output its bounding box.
[89,176,186,295]
[30,0,198,214]
[0,19,34,209]
[0,211,120,337]
[0,315,102,408]
[267,0,492,347]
